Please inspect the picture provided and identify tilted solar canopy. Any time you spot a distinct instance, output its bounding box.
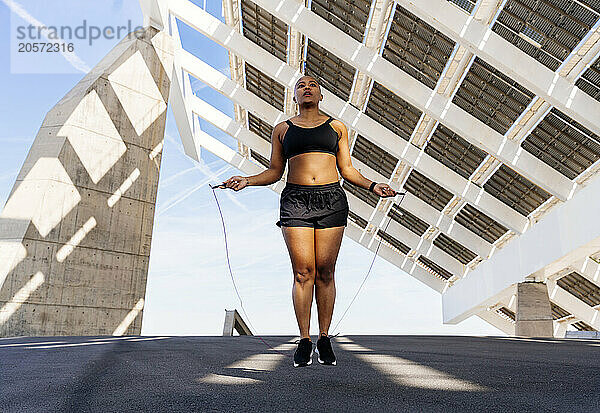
[140,0,600,335]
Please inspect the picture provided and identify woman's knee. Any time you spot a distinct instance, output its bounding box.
[316,266,335,284]
[293,267,315,285]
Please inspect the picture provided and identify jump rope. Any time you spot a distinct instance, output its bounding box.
[209,182,406,357]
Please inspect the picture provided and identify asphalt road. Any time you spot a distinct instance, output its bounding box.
[1,335,599,412]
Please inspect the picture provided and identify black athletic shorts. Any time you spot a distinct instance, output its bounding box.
[276,181,349,229]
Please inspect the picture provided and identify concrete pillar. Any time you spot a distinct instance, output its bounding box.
[515,282,553,337]
[0,27,173,336]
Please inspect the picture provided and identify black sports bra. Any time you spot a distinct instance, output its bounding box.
[281,116,340,160]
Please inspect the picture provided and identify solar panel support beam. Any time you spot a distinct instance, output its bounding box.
[476,309,515,336]
[139,0,169,30]
[546,279,600,331]
[443,172,600,325]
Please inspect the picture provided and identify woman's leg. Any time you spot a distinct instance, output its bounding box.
[314,226,345,336]
[282,226,316,339]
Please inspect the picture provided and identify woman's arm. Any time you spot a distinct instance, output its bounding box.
[332,119,398,198]
[247,121,287,185]
[221,121,287,191]
[332,120,373,190]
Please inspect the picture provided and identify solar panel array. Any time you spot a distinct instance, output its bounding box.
[491,0,600,71]
[455,203,509,244]
[382,6,456,89]
[404,170,454,212]
[348,210,368,229]
[424,123,488,180]
[576,55,600,101]
[244,63,285,111]
[377,229,411,255]
[250,149,270,168]
[448,0,476,14]
[453,57,535,135]
[497,306,516,321]
[388,204,430,236]
[521,108,600,180]
[311,0,371,42]
[418,256,454,280]
[240,0,287,61]
[557,272,600,307]
[483,164,552,216]
[551,302,571,320]
[305,40,356,101]
[572,321,596,331]
[218,0,600,331]
[365,82,422,141]
[352,135,398,179]
[433,233,477,265]
[342,179,379,207]
[248,112,273,142]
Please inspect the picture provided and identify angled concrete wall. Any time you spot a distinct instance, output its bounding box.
[0,27,173,336]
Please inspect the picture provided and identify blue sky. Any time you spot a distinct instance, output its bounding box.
[0,0,502,336]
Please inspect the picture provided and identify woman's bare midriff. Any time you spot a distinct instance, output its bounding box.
[286,152,340,185]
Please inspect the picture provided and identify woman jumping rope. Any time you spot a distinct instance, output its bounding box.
[220,75,397,367]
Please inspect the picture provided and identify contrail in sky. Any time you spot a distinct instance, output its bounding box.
[158,164,232,216]
[3,0,91,73]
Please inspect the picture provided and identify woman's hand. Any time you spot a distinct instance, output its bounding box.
[221,176,250,191]
[373,183,397,198]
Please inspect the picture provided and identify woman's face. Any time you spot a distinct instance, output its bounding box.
[294,76,322,106]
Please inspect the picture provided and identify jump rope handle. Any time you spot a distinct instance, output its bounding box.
[385,191,406,198]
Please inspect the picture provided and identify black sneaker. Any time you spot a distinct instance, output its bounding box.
[293,338,314,367]
[316,334,337,366]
